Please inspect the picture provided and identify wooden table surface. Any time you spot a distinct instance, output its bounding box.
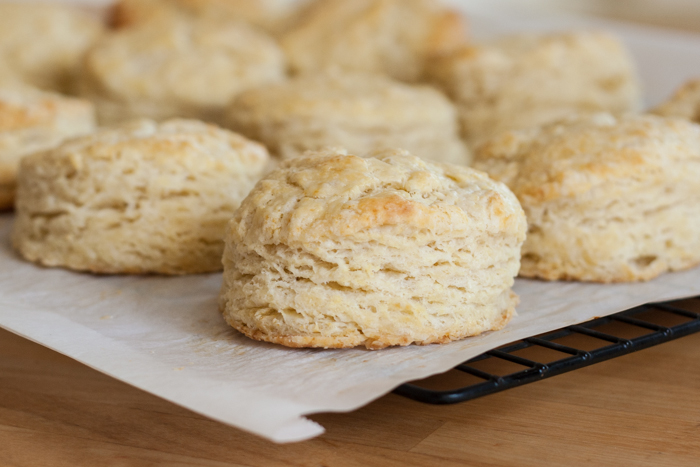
[2,317,700,466]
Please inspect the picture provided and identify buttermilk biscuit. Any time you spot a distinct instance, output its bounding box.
[651,79,700,123]
[0,83,95,210]
[426,32,641,146]
[226,72,469,164]
[219,148,526,349]
[473,113,700,283]
[112,0,301,34]
[79,17,286,125]
[12,119,269,275]
[280,0,467,82]
[0,3,103,92]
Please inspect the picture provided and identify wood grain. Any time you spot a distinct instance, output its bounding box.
[2,324,700,466]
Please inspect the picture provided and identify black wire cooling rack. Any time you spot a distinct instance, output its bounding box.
[395,297,700,404]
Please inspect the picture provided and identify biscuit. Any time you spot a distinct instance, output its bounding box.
[226,72,470,165]
[0,83,95,210]
[473,113,700,282]
[78,17,286,125]
[426,32,641,146]
[219,147,526,349]
[651,79,700,122]
[0,3,103,92]
[280,0,467,82]
[112,0,301,34]
[12,119,269,275]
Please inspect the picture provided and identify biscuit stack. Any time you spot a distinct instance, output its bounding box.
[3,0,700,349]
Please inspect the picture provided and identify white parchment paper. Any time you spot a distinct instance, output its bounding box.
[3,4,700,444]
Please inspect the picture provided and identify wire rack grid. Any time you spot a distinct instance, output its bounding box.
[395,297,700,404]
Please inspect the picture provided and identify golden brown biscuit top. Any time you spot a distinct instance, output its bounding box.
[232,147,525,245]
[0,85,93,133]
[38,119,269,171]
[0,100,58,132]
[474,114,700,204]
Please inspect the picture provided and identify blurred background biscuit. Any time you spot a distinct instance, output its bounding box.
[280,0,468,82]
[0,3,104,93]
[426,31,641,146]
[219,147,526,349]
[12,119,269,275]
[79,17,286,125]
[0,83,95,210]
[226,71,470,165]
[473,113,700,282]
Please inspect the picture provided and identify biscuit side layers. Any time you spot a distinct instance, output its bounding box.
[12,119,269,275]
[474,114,700,282]
[220,149,526,349]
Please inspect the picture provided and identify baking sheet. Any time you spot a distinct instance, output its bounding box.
[3,3,700,444]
